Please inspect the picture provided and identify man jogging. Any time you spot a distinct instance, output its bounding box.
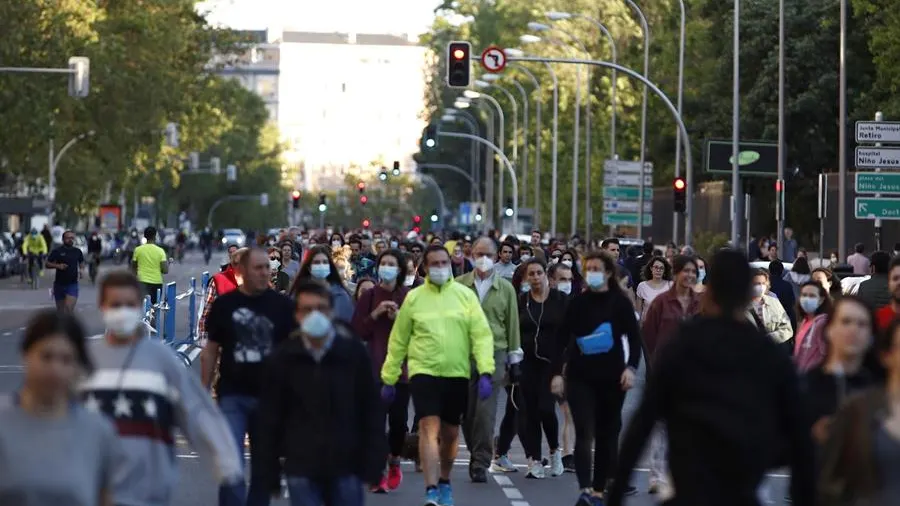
[132,227,168,305]
[44,230,84,312]
[381,244,495,506]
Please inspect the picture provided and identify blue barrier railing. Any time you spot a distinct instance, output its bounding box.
[140,270,211,367]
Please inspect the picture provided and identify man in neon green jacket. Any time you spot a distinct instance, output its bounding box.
[381,244,495,506]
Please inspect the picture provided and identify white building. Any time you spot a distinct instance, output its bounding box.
[276,31,428,191]
[215,30,281,121]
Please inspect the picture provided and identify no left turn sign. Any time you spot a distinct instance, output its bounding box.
[481,46,507,73]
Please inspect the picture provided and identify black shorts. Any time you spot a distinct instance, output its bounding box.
[142,283,163,305]
[409,374,469,426]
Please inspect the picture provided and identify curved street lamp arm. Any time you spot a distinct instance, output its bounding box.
[416,163,482,202]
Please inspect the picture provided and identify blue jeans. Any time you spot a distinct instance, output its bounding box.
[286,476,364,506]
[218,395,270,506]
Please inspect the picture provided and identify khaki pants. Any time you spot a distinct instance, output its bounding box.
[463,349,507,472]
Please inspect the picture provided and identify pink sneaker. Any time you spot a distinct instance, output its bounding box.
[386,463,403,490]
[369,476,388,494]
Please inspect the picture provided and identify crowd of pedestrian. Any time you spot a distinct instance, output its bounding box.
[2,224,900,506]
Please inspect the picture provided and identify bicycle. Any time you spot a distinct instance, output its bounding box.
[26,254,41,290]
[88,252,100,284]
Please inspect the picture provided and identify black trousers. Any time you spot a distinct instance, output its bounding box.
[566,376,625,491]
[519,360,559,461]
[378,382,410,456]
[495,385,519,456]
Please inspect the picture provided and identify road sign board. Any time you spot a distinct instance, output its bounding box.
[602,213,652,227]
[855,172,900,194]
[855,197,900,220]
[603,160,653,174]
[603,200,652,213]
[855,147,900,169]
[480,46,507,73]
[602,187,653,200]
[705,139,778,176]
[856,121,900,143]
[603,173,652,187]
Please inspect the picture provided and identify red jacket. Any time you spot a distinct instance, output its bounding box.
[212,267,238,295]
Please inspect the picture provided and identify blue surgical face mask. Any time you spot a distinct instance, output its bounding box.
[301,310,332,339]
[697,268,707,283]
[800,296,821,314]
[520,282,531,293]
[379,265,399,282]
[390,241,399,249]
[310,263,330,279]
[585,271,606,290]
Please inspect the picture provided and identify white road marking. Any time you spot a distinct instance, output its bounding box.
[494,467,528,506]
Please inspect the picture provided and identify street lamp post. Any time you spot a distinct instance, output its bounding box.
[506,57,548,229]
[440,112,480,201]
[838,0,848,260]
[475,81,518,220]
[446,107,483,195]
[482,73,530,210]
[731,0,743,247]
[48,130,95,223]
[674,0,687,244]
[466,91,506,227]
[624,0,651,239]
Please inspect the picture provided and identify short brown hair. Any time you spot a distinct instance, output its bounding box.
[99,269,143,306]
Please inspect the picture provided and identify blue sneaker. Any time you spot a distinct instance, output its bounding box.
[438,482,454,506]
[574,492,605,506]
[424,487,440,506]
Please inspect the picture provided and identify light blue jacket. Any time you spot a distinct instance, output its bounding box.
[329,282,354,322]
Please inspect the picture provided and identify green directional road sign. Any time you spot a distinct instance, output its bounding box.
[602,187,653,200]
[855,172,900,194]
[602,213,653,227]
[855,197,900,220]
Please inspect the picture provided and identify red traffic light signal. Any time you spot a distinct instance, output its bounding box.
[291,190,301,199]
[413,215,422,224]
[362,219,371,229]
[446,41,471,88]
[673,177,686,191]
[673,177,687,213]
[360,195,368,205]
[413,226,421,234]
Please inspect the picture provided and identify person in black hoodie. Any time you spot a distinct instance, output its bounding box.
[607,249,815,506]
[551,250,641,506]
[256,280,386,506]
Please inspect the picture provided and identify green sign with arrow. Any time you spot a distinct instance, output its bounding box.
[855,197,900,220]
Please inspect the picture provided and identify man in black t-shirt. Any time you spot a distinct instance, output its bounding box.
[200,247,296,504]
[44,230,84,313]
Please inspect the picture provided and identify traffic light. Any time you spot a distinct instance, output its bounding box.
[673,177,686,213]
[362,218,371,229]
[475,206,483,222]
[413,226,421,234]
[357,181,366,193]
[504,198,514,217]
[430,209,439,223]
[413,215,422,224]
[422,124,438,150]
[392,161,401,177]
[318,193,327,212]
[359,195,368,205]
[291,190,301,209]
[378,169,388,181]
[446,41,472,88]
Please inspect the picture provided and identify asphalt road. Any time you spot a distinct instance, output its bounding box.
[0,254,793,505]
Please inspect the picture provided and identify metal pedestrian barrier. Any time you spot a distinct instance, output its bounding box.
[140,271,211,367]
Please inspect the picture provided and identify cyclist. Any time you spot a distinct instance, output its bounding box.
[175,229,187,263]
[87,229,103,284]
[21,228,48,285]
[132,226,169,305]
[44,230,85,312]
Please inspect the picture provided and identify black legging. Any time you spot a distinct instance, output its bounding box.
[519,360,559,461]
[495,385,519,456]
[566,376,625,491]
[380,382,410,456]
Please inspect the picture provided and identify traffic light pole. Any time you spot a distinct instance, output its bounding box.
[416,163,482,202]
[207,195,263,229]
[440,132,519,233]
[416,174,446,233]
[505,55,695,246]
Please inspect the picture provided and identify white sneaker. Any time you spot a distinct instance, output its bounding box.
[548,450,564,477]
[525,460,545,479]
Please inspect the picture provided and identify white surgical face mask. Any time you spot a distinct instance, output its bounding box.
[404,275,416,287]
[379,265,399,282]
[561,260,573,268]
[697,268,707,283]
[301,310,332,339]
[269,259,281,271]
[586,271,606,290]
[103,307,143,338]
[331,240,342,248]
[311,264,330,279]
[429,267,451,285]
[753,284,767,297]
[520,282,531,293]
[475,256,494,273]
[557,281,572,295]
[520,254,531,262]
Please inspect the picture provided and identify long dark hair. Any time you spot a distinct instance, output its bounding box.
[811,267,842,300]
[22,309,93,374]
[293,245,344,292]
[823,295,883,381]
[375,248,408,288]
[642,256,673,282]
[796,281,833,318]
[581,250,622,294]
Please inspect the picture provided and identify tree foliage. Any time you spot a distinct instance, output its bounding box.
[0,0,286,229]
[419,0,890,241]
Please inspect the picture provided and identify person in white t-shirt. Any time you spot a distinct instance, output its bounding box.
[635,257,673,319]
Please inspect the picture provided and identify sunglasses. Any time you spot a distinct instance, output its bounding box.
[270,256,281,261]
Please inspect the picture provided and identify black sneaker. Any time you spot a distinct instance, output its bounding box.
[470,468,488,483]
[623,485,638,496]
[562,454,575,473]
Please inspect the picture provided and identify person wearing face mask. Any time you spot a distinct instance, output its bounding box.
[693,256,708,294]
[551,251,642,505]
[380,245,495,506]
[268,247,290,293]
[549,262,576,297]
[456,237,523,483]
[80,271,244,506]
[793,281,833,373]
[201,248,297,506]
[45,230,86,313]
[351,249,411,493]
[639,256,701,495]
[293,245,354,322]
[256,280,386,506]
[748,269,794,348]
[608,249,815,506]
